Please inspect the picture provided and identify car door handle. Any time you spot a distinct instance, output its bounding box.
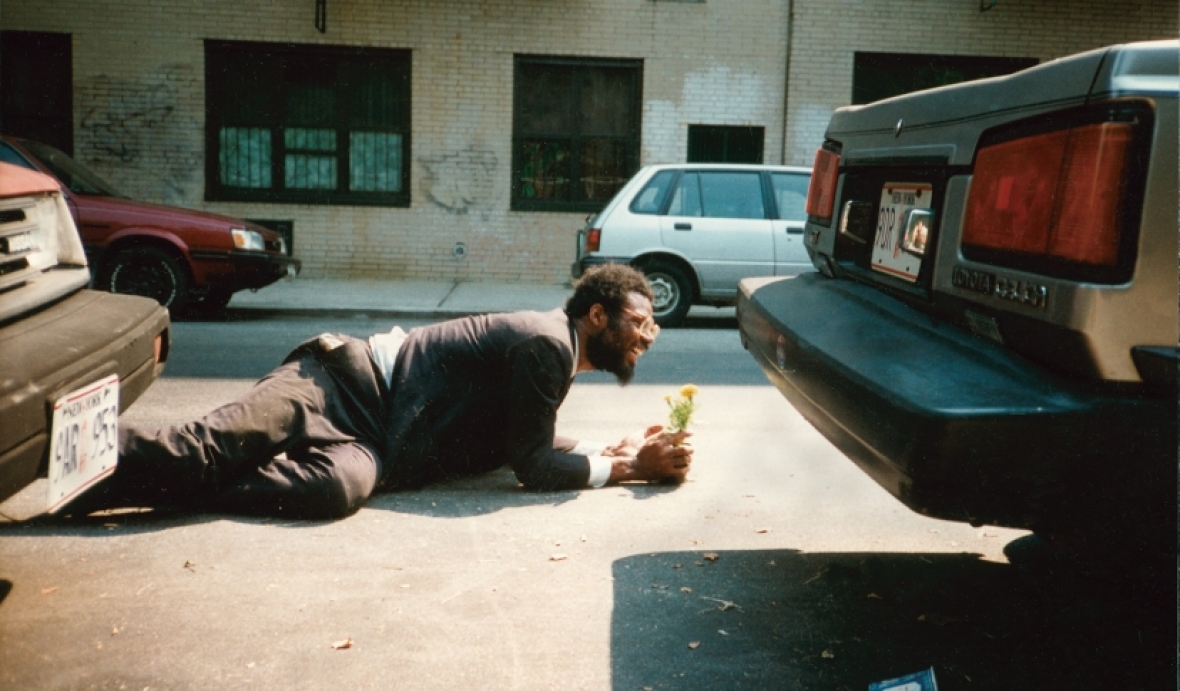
[785,227,804,235]
[673,222,693,230]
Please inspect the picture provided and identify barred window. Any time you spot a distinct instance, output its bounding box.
[205,41,411,206]
[512,56,642,212]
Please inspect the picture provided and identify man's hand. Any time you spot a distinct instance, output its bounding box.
[605,425,693,483]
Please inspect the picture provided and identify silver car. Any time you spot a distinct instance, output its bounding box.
[573,163,812,326]
[739,40,1177,563]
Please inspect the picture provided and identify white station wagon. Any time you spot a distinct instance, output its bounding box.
[572,163,813,326]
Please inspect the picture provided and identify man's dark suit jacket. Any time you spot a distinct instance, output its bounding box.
[308,308,591,492]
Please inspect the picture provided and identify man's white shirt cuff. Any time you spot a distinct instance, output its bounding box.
[571,441,611,488]
[586,455,612,488]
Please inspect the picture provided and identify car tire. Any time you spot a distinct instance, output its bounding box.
[101,246,190,310]
[639,261,692,328]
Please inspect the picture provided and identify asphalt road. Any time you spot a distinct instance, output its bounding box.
[0,312,1172,690]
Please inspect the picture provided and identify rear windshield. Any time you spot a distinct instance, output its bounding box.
[16,139,124,197]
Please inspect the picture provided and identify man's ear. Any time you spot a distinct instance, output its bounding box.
[586,303,609,332]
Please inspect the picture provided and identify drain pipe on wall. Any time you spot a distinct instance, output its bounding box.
[780,0,794,165]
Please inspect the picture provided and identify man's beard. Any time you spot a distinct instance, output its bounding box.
[585,324,635,385]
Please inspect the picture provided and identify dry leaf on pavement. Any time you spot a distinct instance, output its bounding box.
[688,641,701,650]
[821,649,835,659]
[39,587,59,596]
[700,596,740,612]
[549,554,568,562]
[702,552,719,562]
[331,638,353,650]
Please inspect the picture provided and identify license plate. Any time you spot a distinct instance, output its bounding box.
[47,375,120,513]
[871,183,932,282]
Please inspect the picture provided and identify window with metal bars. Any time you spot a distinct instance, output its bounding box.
[512,56,642,212]
[205,40,411,206]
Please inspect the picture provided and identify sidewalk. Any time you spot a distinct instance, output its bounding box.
[226,276,576,318]
[226,276,735,319]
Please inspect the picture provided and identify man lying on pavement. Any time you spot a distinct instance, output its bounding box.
[65,264,693,519]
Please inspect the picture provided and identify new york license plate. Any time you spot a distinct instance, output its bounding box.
[47,375,120,513]
[871,183,932,282]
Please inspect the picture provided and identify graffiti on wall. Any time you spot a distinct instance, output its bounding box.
[419,146,499,216]
[77,65,200,203]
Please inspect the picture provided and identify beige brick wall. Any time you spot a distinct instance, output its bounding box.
[783,0,1179,165]
[3,0,789,283]
[3,0,1173,283]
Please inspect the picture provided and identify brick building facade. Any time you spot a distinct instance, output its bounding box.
[2,0,1174,283]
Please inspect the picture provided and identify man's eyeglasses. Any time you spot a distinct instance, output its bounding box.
[621,309,660,340]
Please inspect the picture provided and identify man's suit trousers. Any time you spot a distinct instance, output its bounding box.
[109,340,384,519]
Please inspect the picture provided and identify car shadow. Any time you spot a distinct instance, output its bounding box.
[610,549,1174,690]
[0,506,223,536]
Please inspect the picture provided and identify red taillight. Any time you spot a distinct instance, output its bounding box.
[963,121,1133,267]
[805,147,841,221]
[584,228,601,253]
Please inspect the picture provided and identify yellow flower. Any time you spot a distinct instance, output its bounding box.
[666,384,699,434]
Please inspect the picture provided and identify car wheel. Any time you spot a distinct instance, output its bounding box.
[102,247,190,310]
[640,261,692,328]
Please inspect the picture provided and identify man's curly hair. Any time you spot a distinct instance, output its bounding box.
[564,263,654,320]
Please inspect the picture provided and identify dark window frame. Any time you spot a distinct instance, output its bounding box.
[852,52,1038,105]
[1,31,73,155]
[511,55,643,213]
[686,125,765,164]
[204,40,412,207]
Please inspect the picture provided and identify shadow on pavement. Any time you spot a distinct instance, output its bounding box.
[367,467,683,518]
[0,507,225,537]
[610,549,1174,691]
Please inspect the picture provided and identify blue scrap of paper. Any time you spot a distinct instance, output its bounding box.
[868,667,938,691]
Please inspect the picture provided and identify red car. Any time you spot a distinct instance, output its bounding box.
[0,136,300,312]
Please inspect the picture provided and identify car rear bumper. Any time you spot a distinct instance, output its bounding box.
[189,250,302,292]
[0,290,170,503]
[571,255,632,278]
[737,273,1176,530]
